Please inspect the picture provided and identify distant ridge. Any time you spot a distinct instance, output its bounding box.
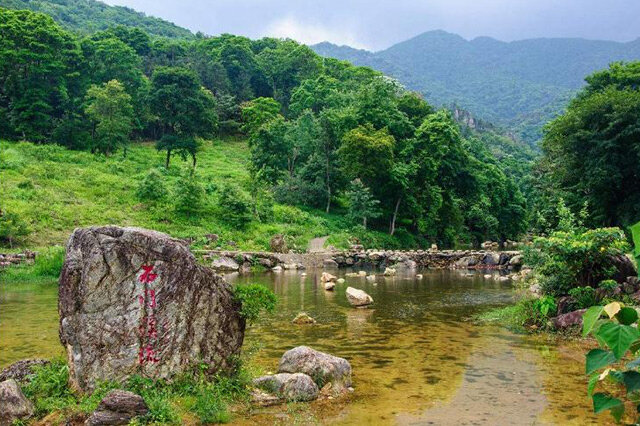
[0,0,194,38]
[312,30,640,144]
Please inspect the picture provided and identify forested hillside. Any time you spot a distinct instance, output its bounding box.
[313,31,640,145]
[0,7,529,249]
[0,0,193,38]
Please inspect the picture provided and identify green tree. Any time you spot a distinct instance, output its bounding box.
[218,184,253,228]
[84,80,134,155]
[174,173,205,215]
[241,97,282,135]
[149,66,217,168]
[345,179,381,229]
[539,62,640,228]
[0,209,30,248]
[136,169,168,203]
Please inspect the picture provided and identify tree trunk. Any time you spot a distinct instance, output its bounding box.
[389,197,401,236]
[363,217,367,230]
[165,149,171,168]
[192,153,197,170]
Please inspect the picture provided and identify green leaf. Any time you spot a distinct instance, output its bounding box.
[592,392,623,414]
[617,307,639,325]
[588,373,599,397]
[586,349,617,375]
[583,306,604,337]
[623,371,640,393]
[595,321,640,359]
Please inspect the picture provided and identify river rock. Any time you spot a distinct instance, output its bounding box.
[0,379,33,425]
[292,312,316,324]
[86,389,148,426]
[278,346,352,389]
[324,281,336,291]
[509,255,523,267]
[323,258,339,268]
[272,265,283,272]
[383,267,396,276]
[337,278,345,284]
[552,309,587,329]
[346,287,373,307]
[58,226,245,392]
[482,252,501,266]
[253,372,319,402]
[211,256,240,272]
[321,272,337,283]
[0,359,49,384]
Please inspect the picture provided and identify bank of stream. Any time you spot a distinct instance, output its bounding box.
[0,268,606,424]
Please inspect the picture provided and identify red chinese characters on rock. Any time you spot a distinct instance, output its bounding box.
[137,264,161,365]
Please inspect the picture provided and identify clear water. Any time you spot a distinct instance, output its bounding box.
[0,269,605,425]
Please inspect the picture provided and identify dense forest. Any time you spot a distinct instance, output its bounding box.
[0,2,639,251]
[0,7,528,248]
[313,30,640,145]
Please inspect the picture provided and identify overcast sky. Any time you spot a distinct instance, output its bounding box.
[104,0,640,51]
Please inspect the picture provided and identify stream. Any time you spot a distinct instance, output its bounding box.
[0,268,606,424]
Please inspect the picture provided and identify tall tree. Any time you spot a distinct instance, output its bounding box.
[84,80,134,156]
[149,66,217,168]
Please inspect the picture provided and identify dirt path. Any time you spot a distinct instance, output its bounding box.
[307,236,329,253]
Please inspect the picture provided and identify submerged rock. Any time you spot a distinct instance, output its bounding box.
[0,379,34,425]
[337,278,345,284]
[346,287,373,307]
[324,281,336,291]
[292,312,316,325]
[278,346,352,389]
[383,267,396,276]
[253,372,319,402]
[86,389,148,426]
[58,226,245,392]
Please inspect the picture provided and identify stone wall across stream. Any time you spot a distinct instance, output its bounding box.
[200,248,522,273]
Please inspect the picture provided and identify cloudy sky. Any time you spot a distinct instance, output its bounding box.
[104,0,640,51]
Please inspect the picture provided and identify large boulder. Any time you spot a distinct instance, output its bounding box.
[86,389,148,426]
[346,287,373,307]
[0,379,34,425]
[278,346,352,389]
[552,309,587,329]
[58,226,245,392]
[253,373,319,402]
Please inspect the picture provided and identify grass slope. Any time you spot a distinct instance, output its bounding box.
[0,139,414,251]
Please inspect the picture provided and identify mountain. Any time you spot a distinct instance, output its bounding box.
[0,0,193,38]
[313,31,640,145]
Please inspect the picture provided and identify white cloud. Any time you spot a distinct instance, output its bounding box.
[265,16,370,49]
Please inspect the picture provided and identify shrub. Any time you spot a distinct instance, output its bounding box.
[568,286,597,309]
[232,284,277,324]
[136,169,168,203]
[0,208,30,247]
[524,227,631,296]
[599,279,618,292]
[217,184,253,228]
[22,359,75,415]
[174,173,205,215]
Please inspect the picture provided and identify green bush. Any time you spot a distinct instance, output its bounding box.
[568,286,597,309]
[136,169,168,203]
[232,283,277,324]
[477,296,556,331]
[0,209,30,247]
[599,279,618,292]
[524,227,630,296]
[174,173,205,215]
[22,359,76,415]
[218,184,253,228]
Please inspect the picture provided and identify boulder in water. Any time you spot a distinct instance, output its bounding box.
[58,226,245,392]
[278,346,352,389]
[253,372,319,402]
[346,287,373,307]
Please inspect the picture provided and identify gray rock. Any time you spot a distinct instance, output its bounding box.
[292,312,316,325]
[278,346,352,389]
[211,256,240,271]
[346,287,373,307]
[0,379,34,425]
[323,258,339,268]
[86,389,148,425]
[253,373,319,402]
[58,226,245,392]
[482,252,501,266]
[509,255,523,267]
[0,359,49,383]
